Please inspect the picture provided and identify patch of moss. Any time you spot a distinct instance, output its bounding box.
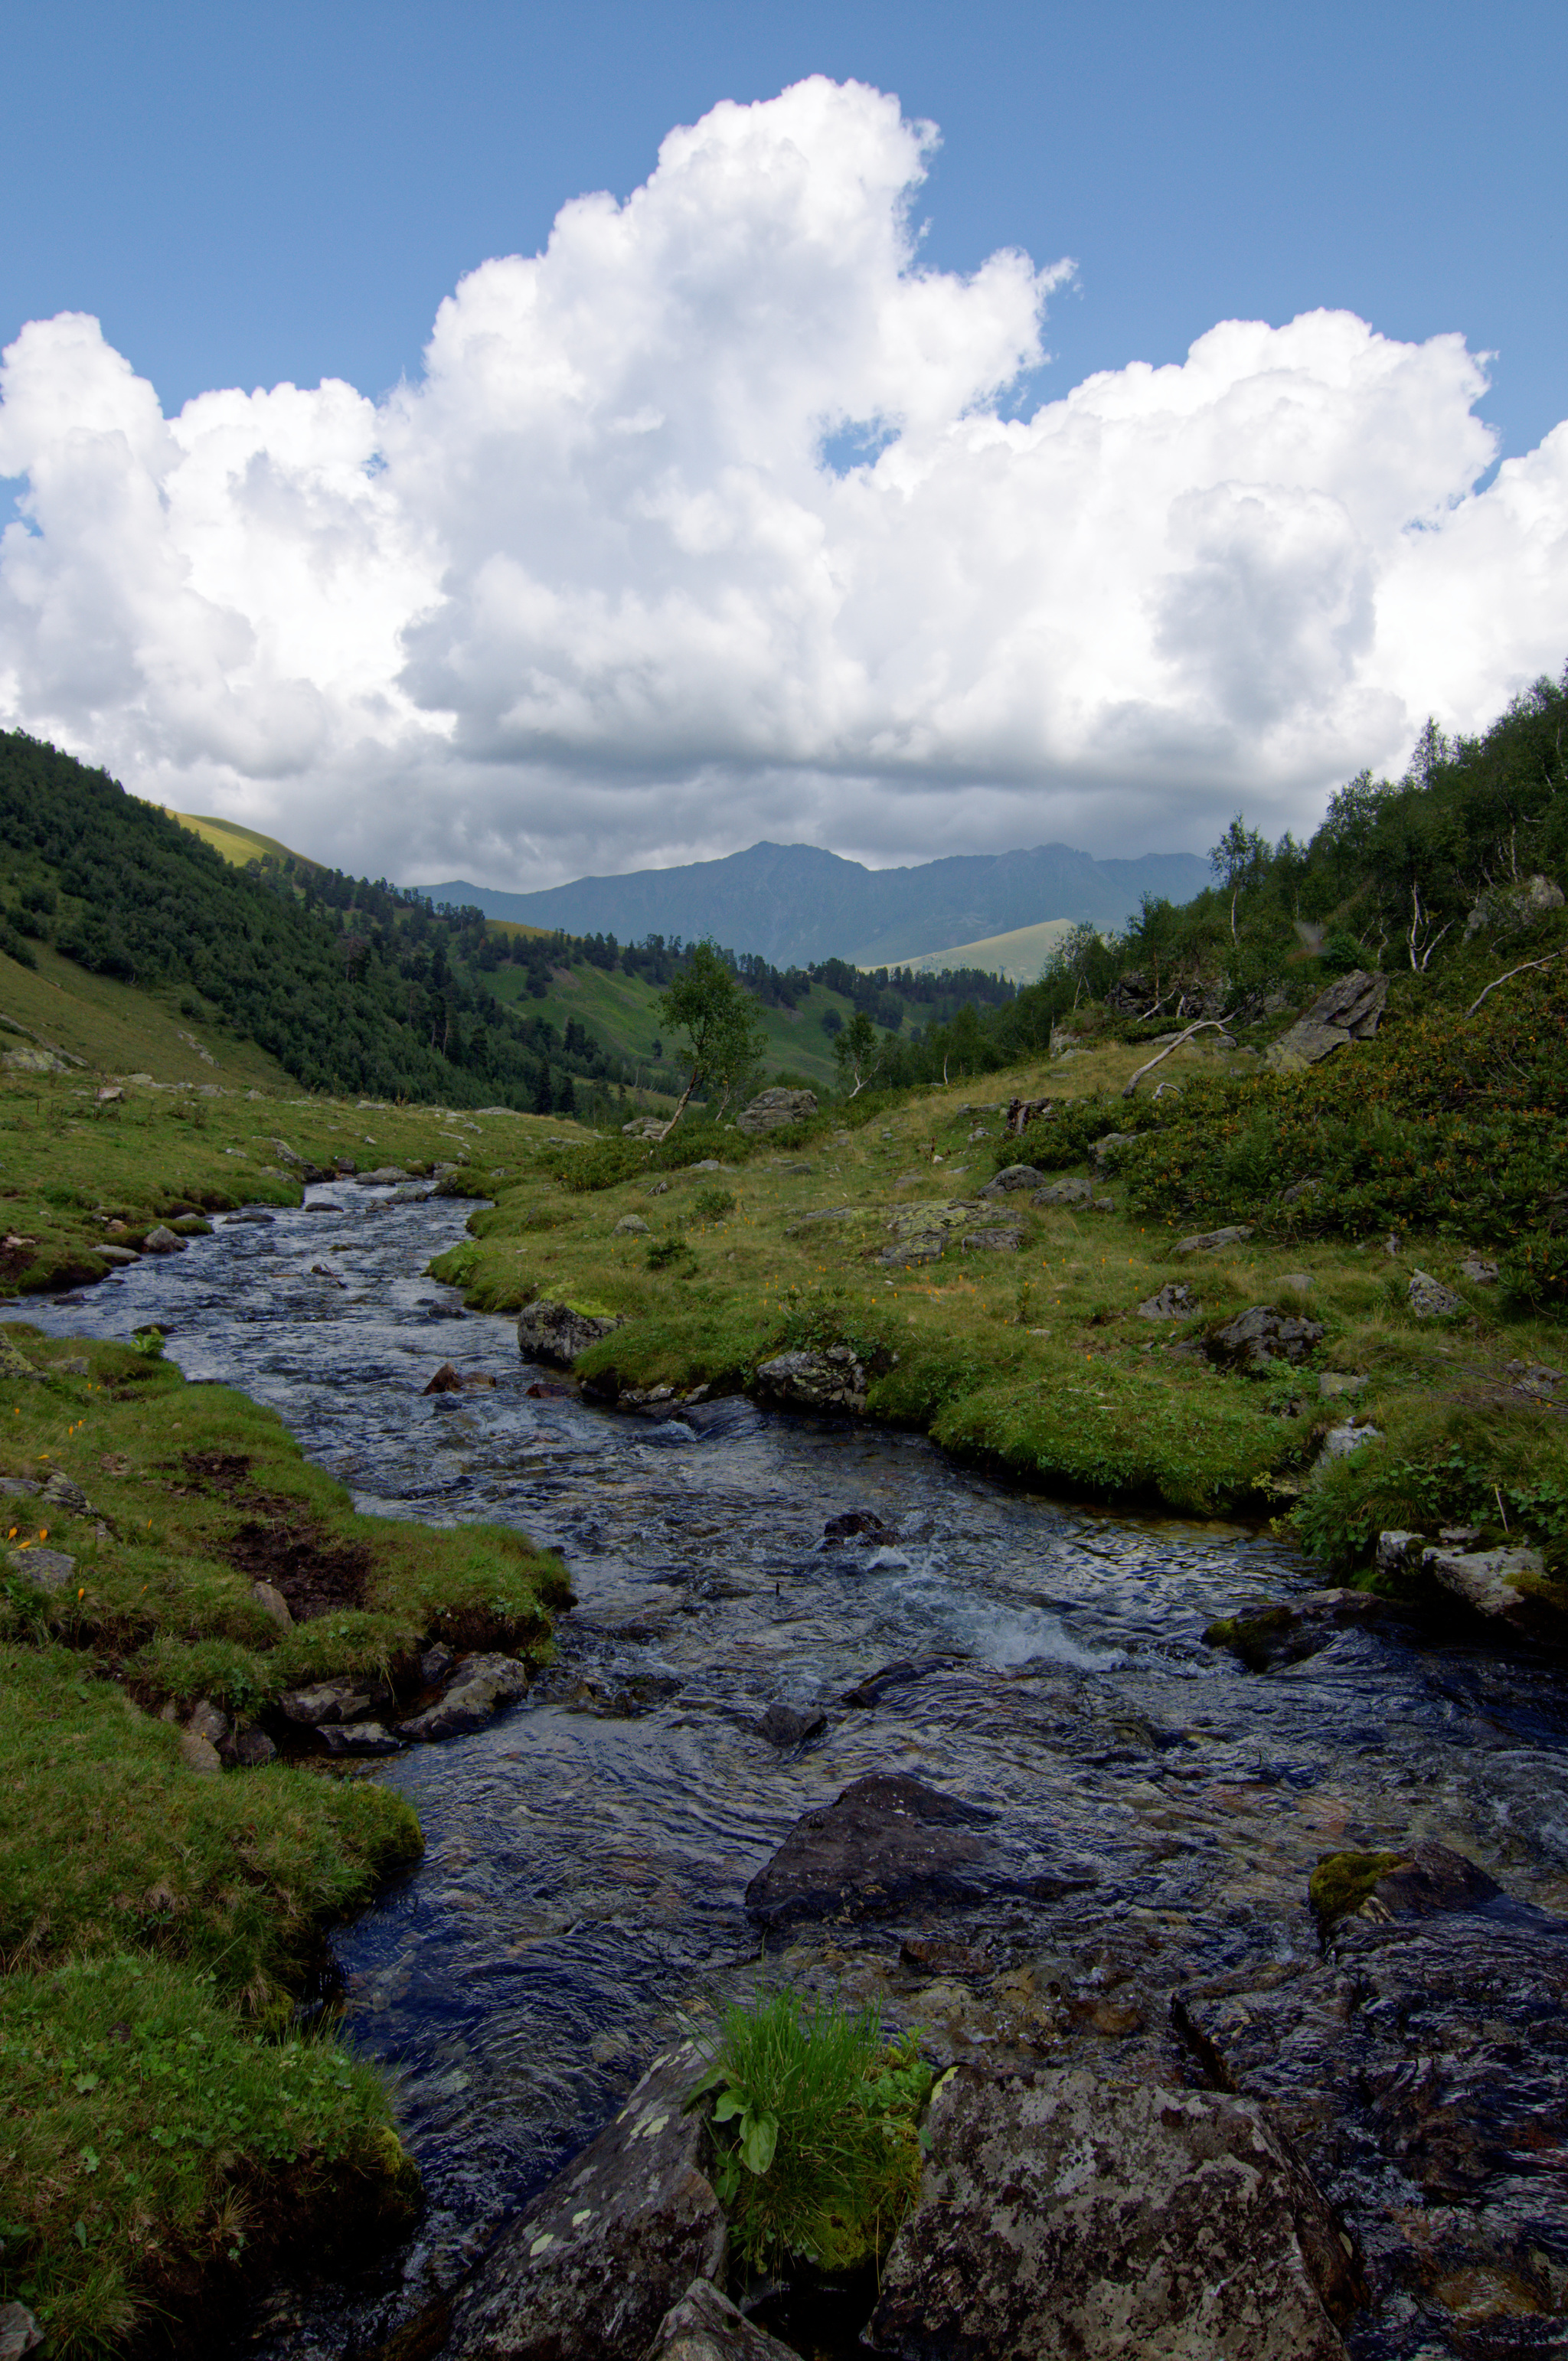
[1308,1849,1409,1931]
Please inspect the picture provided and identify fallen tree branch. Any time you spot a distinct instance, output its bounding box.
[1465,952,1563,1020]
[1120,1019,1231,1099]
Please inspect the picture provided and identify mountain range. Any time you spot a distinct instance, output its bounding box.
[420,840,1210,968]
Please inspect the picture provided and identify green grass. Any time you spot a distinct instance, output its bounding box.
[685,1990,933,2276]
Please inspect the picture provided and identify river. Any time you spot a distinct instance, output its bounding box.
[22,1184,1568,2359]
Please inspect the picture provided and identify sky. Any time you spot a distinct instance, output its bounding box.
[1,0,1565,890]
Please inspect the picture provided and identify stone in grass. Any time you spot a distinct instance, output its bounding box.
[959,1226,1022,1253]
[612,1213,651,1236]
[978,1163,1044,1195]
[251,1579,292,1631]
[1032,1176,1093,1207]
[1205,1307,1325,1372]
[0,2301,43,2360]
[1506,1359,1562,1400]
[1459,1254,1500,1285]
[1408,1269,1465,1318]
[6,1545,75,1592]
[1173,1224,1254,1255]
[178,1729,223,1776]
[649,2279,800,2361]
[226,1726,277,1768]
[96,1243,142,1265]
[1318,1371,1367,1398]
[518,1298,626,1367]
[735,1085,818,1135]
[1137,1283,1200,1321]
[1320,1419,1383,1461]
[0,1338,43,1380]
[866,2062,1354,2361]
[753,1346,867,1414]
[141,1225,185,1254]
[446,2040,724,2361]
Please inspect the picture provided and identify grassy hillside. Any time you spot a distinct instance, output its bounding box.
[1,941,299,1092]
[897,917,1080,982]
[162,808,317,872]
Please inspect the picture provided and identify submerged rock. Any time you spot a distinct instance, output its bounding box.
[756,1701,826,1749]
[423,1361,464,1394]
[864,2062,1354,2359]
[1204,1588,1394,1674]
[1174,1846,1568,2350]
[518,1299,626,1367]
[446,2042,725,2361]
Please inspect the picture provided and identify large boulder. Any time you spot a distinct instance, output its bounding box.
[736,1087,818,1136]
[446,2042,725,2361]
[1464,871,1565,939]
[752,1347,867,1414]
[1031,1177,1093,1207]
[978,1164,1044,1196]
[1266,971,1387,1070]
[1421,1543,1566,1639]
[743,1772,997,1930]
[864,2063,1353,2359]
[518,1299,626,1367]
[1406,1269,1464,1319]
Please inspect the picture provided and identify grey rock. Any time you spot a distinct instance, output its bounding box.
[1277,1272,1313,1292]
[446,2042,725,2361]
[41,1470,91,1514]
[612,1214,652,1236]
[1205,1306,1325,1372]
[185,1697,229,1747]
[278,1677,387,1726]
[1266,969,1388,1070]
[689,1159,725,1172]
[736,1086,818,1135]
[646,1178,672,1195]
[1423,1543,1558,1634]
[178,1729,224,1775]
[878,1235,946,1265]
[141,1224,185,1254]
[1407,1268,1465,1318]
[398,1652,529,1742]
[420,1643,456,1686]
[648,2279,800,2361]
[1505,1357,1562,1399]
[1376,1530,1424,1579]
[744,1772,995,1930]
[1031,1177,1093,1207]
[1317,1371,1367,1397]
[0,1338,41,1382]
[1464,870,1566,939]
[7,1544,76,1592]
[0,2300,43,2359]
[756,1701,825,1749]
[1320,1419,1383,1461]
[518,1298,626,1367]
[753,1346,867,1414]
[1088,1131,1138,1166]
[623,1117,668,1138]
[1457,1254,1499,1285]
[358,1165,411,1184]
[320,1720,402,1756]
[978,1164,1044,1195]
[251,1580,292,1632]
[959,1226,1021,1253]
[1279,1177,1321,1206]
[227,1726,277,1768]
[1172,1224,1253,1255]
[96,1243,142,1265]
[1137,1283,1200,1321]
[865,2063,1351,2360]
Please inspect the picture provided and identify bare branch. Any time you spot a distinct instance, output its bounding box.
[1464,952,1563,1020]
[1120,1019,1232,1099]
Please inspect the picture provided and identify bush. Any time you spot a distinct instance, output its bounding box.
[691,1185,736,1221]
[684,1989,933,2276]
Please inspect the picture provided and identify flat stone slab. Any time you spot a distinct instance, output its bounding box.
[864,2062,1352,2359]
[446,2042,724,2361]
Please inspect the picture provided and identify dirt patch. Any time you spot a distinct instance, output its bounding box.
[181,1450,254,1494]
[226,1503,374,1621]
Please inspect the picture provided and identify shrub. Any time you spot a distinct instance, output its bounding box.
[691,1185,736,1221]
[684,1989,933,2276]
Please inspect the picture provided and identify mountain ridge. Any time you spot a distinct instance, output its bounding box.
[419,839,1210,967]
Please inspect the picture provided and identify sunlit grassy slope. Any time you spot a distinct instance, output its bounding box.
[162,808,315,870]
[897,917,1081,983]
[486,958,864,1092]
[0,943,297,1090]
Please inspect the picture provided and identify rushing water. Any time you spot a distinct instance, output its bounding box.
[23,1187,1568,2359]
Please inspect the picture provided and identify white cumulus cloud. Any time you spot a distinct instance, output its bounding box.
[2,74,1566,889]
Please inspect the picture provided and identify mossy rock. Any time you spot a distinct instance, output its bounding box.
[1308,1849,1408,1930]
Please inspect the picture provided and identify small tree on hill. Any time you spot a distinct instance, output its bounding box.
[832,1007,879,1096]
[655,941,768,1138]
[1208,815,1270,942]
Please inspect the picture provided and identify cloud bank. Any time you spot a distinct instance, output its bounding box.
[2,76,1565,887]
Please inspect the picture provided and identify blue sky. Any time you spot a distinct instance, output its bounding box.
[6,0,1562,455]
[0,2,1564,886]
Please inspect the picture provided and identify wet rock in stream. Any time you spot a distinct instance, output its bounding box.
[864,2062,1356,2360]
[446,2042,724,2361]
[649,2278,800,2360]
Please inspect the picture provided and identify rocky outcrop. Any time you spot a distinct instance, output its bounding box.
[1266,970,1387,1070]
[518,1299,626,1367]
[398,1653,530,1742]
[1174,1847,1568,2351]
[752,1347,867,1415]
[864,2063,1353,2359]
[736,1087,818,1135]
[743,1772,997,1929]
[1204,1306,1325,1373]
[446,2043,725,2361]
